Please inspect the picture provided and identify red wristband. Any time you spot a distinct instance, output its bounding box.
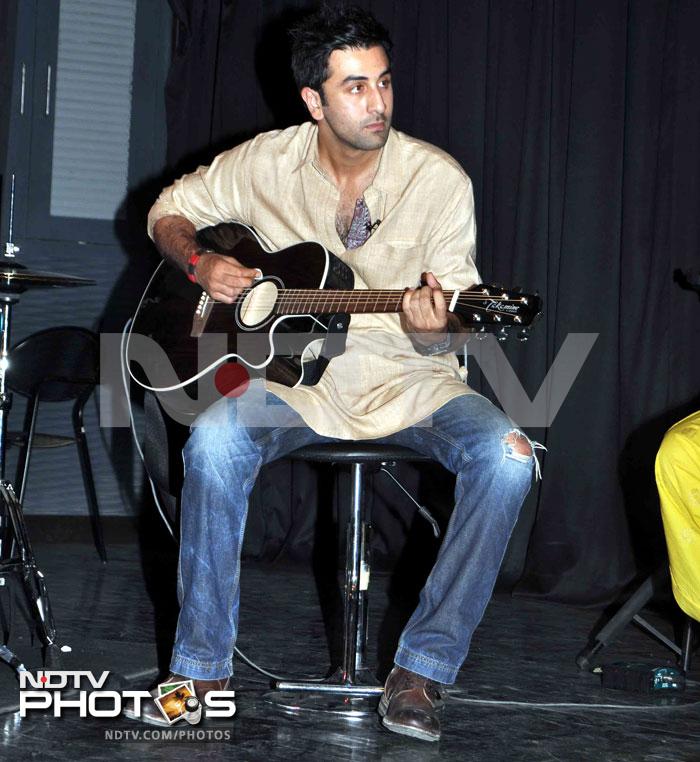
[186,251,202,283]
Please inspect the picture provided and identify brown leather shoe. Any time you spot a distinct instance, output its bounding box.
[122,673,231,726]
[378,665,445,742]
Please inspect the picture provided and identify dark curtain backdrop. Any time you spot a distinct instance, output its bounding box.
[160,0,700,605]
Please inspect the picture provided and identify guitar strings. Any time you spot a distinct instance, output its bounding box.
[255,290,520,299]
[272,296,522,305]
[271,295,521,304]
[209,294,529,312]
[211,300,525,309]
[210,291,527,303]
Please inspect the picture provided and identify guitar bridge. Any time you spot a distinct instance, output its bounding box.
[191,291,214,337]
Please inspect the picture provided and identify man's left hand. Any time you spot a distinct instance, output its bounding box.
[401,271,448,346]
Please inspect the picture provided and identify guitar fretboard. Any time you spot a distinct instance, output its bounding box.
[271,289,453,314]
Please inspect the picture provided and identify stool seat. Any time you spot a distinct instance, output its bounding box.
[289,442,433,464]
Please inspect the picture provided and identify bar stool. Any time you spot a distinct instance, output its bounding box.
[269,442,435,716]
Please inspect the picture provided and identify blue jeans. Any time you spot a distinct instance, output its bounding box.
[171,382,534,684]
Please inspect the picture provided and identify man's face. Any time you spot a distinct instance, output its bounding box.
[316,45,393,151]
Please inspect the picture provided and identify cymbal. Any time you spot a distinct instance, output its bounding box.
[0,263,95,292]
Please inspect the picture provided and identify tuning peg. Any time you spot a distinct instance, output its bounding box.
[497,327,508,342]
[517,329,529,342]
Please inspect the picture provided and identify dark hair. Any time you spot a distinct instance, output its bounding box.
[289,4,393,97]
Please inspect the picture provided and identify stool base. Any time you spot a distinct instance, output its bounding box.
[266,667,384,717]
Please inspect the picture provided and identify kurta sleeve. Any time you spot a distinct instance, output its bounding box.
[408,168,480,356]
[147,139,255,239]
[425,172,480,291]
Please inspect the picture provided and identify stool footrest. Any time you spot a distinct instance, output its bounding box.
[274,681,384,695]
[275,666,383,695]
[266,668,383,715]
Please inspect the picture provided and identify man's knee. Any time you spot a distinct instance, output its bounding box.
[497,428,538,492]
[503,430,533,461]
[184,412,255,467]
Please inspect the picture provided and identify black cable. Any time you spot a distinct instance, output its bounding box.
[446,690,700,711]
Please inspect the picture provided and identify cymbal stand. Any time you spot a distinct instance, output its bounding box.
[0,292,58,673]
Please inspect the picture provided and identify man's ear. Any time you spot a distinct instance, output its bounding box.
[300,86,324,121]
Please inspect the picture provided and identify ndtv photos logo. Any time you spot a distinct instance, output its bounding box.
[19,671,236,724]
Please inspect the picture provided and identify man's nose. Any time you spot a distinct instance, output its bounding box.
[368,85,386,115]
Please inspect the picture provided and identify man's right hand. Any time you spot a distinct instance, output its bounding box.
[194,253,259,303]
[151,216,259,303]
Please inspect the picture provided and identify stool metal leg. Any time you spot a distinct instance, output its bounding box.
[682,619,694,673]
[341,461,365,682]
[269,461,383,716]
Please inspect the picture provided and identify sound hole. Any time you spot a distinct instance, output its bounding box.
[239,280,278,327]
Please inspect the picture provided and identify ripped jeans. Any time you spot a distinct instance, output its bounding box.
[171,387,535,685]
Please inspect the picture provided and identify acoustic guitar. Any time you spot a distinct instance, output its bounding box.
[127,221,541,394]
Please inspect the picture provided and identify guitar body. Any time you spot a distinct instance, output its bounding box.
[129,222,354,393]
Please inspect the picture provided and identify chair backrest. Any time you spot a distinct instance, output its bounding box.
[7,326,99,401]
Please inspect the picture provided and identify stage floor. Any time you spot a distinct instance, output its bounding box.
[0,536,698,761]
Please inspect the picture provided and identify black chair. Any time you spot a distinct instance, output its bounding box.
[7,326,106,562]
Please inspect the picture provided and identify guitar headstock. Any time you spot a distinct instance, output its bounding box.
[453,284,542,341]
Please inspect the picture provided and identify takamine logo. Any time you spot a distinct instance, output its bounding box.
[18,671,236,722]
[485,300,519,314]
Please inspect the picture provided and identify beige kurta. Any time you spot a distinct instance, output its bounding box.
[147,122,479,439]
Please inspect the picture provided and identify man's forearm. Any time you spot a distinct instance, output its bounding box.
[151,215,259,303]
[152,215,204,272]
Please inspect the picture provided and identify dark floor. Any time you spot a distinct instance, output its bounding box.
[0,536,699,762]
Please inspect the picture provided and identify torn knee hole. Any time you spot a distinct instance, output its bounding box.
[504,431,532,458]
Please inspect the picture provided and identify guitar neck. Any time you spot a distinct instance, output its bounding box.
[199,283,537,335]
[273,289,458,315]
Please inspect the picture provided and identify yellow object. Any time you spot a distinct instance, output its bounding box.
[655,410,700,621]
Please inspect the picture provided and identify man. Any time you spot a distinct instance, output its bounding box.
[127,5,535,742]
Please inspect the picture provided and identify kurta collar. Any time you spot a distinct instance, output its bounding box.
[294,122,405,197]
